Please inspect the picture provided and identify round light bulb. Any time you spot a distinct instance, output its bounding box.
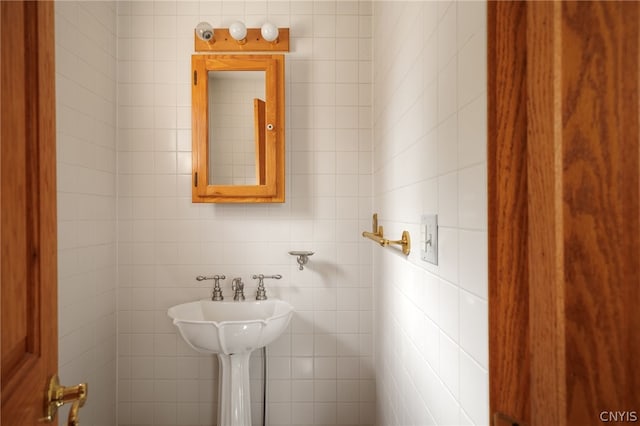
[229,21,247,42]
[195,22,214,42]
[261,22,279,42]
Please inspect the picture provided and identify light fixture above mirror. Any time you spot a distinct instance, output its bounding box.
[194,22,289,52]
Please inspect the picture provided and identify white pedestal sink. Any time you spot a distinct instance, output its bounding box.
[168,299,293,426]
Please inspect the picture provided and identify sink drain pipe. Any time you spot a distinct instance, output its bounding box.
[262,345,267,426]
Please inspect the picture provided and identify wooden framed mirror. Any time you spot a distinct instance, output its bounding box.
[191,54,285,203]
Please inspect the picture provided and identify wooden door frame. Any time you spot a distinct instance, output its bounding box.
[488,2,531,423]
[488,2,640,425]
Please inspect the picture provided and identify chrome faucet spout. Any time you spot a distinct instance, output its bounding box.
[231,278,245,301]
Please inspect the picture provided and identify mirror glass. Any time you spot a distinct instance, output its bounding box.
[208,70,265,185]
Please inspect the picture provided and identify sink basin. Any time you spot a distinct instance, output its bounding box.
[168,299,294,355]
[168,298,294,426]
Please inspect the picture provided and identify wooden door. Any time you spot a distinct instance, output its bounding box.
[1,2,58,424]
[489,2,640,426]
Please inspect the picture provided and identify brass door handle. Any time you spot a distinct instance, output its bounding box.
[40,374,88,425]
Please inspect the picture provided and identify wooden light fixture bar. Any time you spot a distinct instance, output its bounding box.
[195,27,290,52]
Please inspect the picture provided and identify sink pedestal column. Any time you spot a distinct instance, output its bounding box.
[217,352,252,426]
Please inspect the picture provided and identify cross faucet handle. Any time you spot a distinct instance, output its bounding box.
[251,274,282,300]
[196,274,226,281]
[251,274,282,281]
[211,275,225,301]
[196,275,226,301]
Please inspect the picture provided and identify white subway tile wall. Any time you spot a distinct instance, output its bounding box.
[373,1,489,426]
[55,1,118,425]
[116,1,373,425]
[54,0,488,425]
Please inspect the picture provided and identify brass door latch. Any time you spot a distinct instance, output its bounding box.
[40,374,88,426]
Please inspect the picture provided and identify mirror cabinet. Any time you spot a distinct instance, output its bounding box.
[191,54,285,203]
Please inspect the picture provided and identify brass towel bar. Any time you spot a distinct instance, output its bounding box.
[361,213,411,255]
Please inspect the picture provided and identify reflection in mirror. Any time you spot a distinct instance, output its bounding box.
[208,70,265,185]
